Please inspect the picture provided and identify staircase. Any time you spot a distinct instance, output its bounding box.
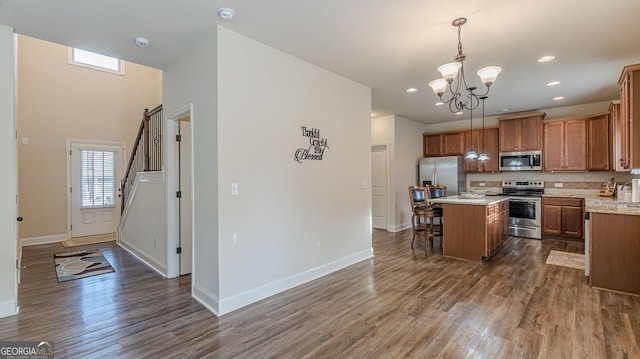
[121,105,163,213]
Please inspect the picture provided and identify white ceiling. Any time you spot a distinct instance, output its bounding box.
[1,0,639,124]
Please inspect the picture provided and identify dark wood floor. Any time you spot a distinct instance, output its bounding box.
[1,230,639,358]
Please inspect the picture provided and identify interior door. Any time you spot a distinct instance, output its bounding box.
[70,142,124,238]
[178,117,193,275]
[371,146,387,230]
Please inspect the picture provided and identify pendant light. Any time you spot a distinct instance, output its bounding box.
[477,96,489,161]
[465,102,478,160]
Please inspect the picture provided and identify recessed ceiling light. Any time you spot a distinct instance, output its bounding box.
[406,87,418,93]
[538,55,555,63]
[546,81,560,86]
[553,96,565,101]
[435,102,444,106]
[455,111,464,115]
[134,37,150,48]
[217,7,235,20]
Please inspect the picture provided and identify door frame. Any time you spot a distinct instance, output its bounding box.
[164,103,194,279]
[66,139,126,239]
[371,143,391,231]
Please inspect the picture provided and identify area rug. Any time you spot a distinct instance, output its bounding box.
[545,250,585,270]
[61,233,116,248]
[54,250,115,282]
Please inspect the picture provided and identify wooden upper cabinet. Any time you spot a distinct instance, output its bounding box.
[617,64,640,170]
[424,134,443,157]
[464,128,499,173]
[498,112,545,152]
[443,132,465,156]
[543,118,587,171]
[588,112,612,171]
[423,132,465,157]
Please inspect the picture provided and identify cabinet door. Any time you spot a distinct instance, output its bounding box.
[563,119,587,171]
[619,75,631,169]
[443,132,465,156]
[588,114,611,171]
[499,119,520,152]
[561,206,583,238]
[542,204,562,235]
[424,134,443,157]
[520,117,543,151]
[481,128,499,172]
[464,130,481,173]
[543,121,564,171]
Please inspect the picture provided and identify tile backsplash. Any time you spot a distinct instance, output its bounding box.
[468,172,635,195]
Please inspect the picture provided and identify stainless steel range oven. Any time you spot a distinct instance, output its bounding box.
[502,180,544,239]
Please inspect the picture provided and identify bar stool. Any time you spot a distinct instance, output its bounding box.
[408,186,441,251]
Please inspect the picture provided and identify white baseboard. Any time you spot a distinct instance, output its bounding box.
[117,240,167,278]
[193,283,220,316]
[0,299,18,318]
[217,248,374,315]
[389,222,411,233]
[19,234,67,247]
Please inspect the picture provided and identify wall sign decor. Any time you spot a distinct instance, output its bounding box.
[294,126,329,163]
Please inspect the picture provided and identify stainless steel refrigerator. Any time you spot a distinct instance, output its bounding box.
[418,156,466,195]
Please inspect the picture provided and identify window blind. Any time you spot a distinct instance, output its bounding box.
[81,150,116,207]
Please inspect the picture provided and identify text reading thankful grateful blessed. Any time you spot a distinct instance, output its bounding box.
[294,126,330,163]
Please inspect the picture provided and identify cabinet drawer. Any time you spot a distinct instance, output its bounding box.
[543,197,583,207]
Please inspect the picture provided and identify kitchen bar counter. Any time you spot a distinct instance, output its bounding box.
[429,196,509,262]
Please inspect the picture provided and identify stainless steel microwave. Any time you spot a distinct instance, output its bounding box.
[499,151,542,171]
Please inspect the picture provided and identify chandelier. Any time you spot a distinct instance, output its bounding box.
[428,18,501,114]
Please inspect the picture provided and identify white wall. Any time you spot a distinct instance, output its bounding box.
[0,25,18,317]
[393,116,427,230]
[118,172,166,276]
[216,27,372,314]
[371,115,426,232]
[162,29,220,312]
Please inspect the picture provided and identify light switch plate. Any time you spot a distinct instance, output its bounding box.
[231,183,239,195]
[361,180,368,189]
[554,182,563,188]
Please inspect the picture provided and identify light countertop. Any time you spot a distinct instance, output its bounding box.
[429,195,509,206]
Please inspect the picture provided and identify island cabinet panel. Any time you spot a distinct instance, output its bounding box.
[590,213,640,296]
[498,112,545,152]
[442,201,508,261]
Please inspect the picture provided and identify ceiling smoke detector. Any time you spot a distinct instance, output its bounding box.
[134,37,150,48]
[217,7,235,21]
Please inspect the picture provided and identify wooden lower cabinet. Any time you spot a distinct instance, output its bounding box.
[442,201,509,261]
[542,197,584,239]
[590,213,640,295]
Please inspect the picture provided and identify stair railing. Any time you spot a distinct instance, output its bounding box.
[121,105,163,213]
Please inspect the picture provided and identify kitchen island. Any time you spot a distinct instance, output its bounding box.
[585,198,640,296]
[429,196,509,262]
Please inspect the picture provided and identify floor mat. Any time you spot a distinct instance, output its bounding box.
[545,250,585,270]
[54,250,115,282]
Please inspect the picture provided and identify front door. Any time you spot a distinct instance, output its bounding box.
[69,141,124,238]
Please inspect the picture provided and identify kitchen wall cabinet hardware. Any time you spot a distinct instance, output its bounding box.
[542,197,584,239]
[587,111,612,171]
[543,118,587,171]
[498,111,545,152]
[590,212,640,295]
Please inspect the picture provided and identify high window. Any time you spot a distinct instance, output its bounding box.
[69,48,124,75]
[81,150,116,207]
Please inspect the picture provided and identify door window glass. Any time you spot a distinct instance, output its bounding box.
[81,150,116,207]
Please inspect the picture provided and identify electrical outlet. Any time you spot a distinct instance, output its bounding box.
[154,238,158,248]
[361,180,368,189]
[554,182,563,188]
[479,183,486,187]
[233,234,237,244]
[315,242,321,253]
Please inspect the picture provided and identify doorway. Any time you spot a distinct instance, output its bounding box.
[178,116,192,275]
[67,140,125,238]
[371,145,388,230]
